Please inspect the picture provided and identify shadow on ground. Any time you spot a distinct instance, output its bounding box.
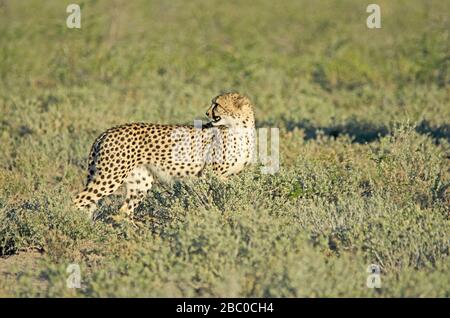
[258,118,450,144]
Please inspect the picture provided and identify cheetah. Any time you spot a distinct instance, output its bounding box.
[73,92,256,221]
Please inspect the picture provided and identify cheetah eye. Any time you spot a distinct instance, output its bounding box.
[214,103,225,111]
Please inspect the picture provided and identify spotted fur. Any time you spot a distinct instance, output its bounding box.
[73,92,255,219]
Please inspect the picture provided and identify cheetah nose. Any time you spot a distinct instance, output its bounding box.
[206,112,210,117]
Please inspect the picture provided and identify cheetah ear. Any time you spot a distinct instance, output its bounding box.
[235,95,250,109]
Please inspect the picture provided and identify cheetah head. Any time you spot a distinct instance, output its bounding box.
[205,92,255,128]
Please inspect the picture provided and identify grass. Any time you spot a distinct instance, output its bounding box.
[0,0,449,297]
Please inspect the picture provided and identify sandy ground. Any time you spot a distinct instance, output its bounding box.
[0,251,46,297]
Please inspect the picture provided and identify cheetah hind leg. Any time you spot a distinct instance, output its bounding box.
[74,174,124,221]
[73,188,109,221]
[112,166,153,226]
[73,188,102,221]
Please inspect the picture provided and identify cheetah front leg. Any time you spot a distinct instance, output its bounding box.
[112,166,154,225]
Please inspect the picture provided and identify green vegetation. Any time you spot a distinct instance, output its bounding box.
[0,0,449,297]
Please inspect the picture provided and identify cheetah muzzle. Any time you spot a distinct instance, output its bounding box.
[73,92,256,222]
